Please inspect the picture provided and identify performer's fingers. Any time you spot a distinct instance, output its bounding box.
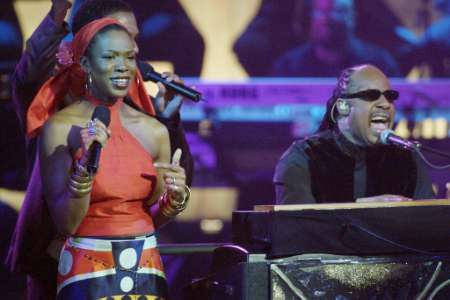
[172,148,182,166]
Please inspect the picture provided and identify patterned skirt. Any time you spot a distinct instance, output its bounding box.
[56,234,168,299]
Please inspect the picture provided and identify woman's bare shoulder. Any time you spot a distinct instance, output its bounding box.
[123,104,167,134]
[41,102,89,149]
[50,101,90,126]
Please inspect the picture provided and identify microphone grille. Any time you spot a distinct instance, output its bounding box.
[92,106,111,127]
[379,129,394,145]
[137,61,154,75]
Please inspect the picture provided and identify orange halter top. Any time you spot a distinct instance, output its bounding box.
[74,99,157,237]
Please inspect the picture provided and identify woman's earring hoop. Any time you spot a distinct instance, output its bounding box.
[85,72,93,92]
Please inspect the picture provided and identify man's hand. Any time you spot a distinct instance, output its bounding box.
[356,194,412,203]
[50,0,73,27]
[153,72,184,119]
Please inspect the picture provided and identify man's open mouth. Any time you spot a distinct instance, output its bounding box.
[370,113,390,132]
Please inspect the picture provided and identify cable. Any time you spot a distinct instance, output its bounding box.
[416,261,442,300]
[416,143,450,160]
[428,278,450,299]
[346,223,447,257]
[271,264,308,300]
[414,146,450,169]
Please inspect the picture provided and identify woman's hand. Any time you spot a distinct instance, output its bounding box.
[154,148,188,206]
[153,72,184,119]
[79,118,111,162]
[356,194,412,203]
[154,148,189,218]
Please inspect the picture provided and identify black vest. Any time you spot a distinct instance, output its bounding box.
[305,130,417,203]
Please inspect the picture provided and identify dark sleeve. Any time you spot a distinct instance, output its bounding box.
[273,142,315,204]
[156,114,194,187]
[412,152,435,199]
[11,14,68,131]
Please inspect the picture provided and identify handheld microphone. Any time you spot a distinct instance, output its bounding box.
[138,61,203,102]
[379,129,417,150]
[86,106,111,174]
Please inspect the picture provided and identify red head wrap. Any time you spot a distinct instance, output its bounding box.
[26,17,155,137]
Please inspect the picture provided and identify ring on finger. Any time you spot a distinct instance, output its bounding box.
[87,127,96,136]
[87,120,97,136]
[87,119,97,127]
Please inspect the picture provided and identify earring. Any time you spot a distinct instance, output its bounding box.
[85,72,93,92]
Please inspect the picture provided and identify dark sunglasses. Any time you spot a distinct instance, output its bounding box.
[339,89,399,103]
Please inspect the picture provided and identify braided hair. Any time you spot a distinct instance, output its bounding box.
[316,64,366,132]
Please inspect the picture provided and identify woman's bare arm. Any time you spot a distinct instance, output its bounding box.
[39,117,90,236]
